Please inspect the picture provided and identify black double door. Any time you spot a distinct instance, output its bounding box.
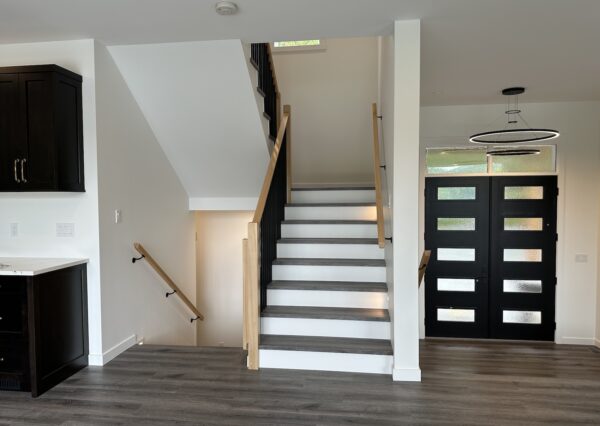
[425,176,557,341]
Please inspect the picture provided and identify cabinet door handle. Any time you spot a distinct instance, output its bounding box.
[14,159,21,183]
[21,159,27,183]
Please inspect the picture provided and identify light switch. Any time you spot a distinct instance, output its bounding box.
[56,223,75,237]
[575,254,588,263]
[9,223,18,237]
[115,209,122,224]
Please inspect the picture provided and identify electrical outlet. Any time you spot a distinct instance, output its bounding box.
[9,223,18,237]
[56,223,75,237]
[115,209,122,224]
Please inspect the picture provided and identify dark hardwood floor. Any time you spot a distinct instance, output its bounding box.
[1,339,599,425]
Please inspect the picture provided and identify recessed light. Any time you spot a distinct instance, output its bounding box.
[215,1,238,15]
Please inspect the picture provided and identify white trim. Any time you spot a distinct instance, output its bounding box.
[88,334,137,366]
[555,336,595,346]
[595,339,600,348]
[392,367,422,382]
[189,197,257,211]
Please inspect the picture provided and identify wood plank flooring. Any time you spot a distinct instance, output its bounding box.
[1,339,599,425]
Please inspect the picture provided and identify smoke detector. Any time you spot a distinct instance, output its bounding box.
[215,1,238,15]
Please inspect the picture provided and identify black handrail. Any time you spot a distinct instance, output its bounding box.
[251,43,279,140]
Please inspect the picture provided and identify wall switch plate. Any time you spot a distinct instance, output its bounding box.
[115,209,122,224]
[56,223,75,237]
[9,223,18,237]
[575,254,588,263]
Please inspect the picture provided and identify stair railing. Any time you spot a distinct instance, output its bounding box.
[251,43,281,141]
[371,103,386,248]
[243,105,291,370]
[418,250,432,287]
[132,242,204,322]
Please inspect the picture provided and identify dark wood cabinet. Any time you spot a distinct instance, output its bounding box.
[0,264,88,397]
[0,65,84,192]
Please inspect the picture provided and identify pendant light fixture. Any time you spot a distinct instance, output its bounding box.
[469,87,559,144]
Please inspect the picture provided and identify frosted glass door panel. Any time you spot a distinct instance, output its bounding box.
[503,310,542,324]
[437,187,476,200]
[437,218,476,231]
[504,186,544,200]
[438,248,476,262]
[503,249,542,262]
[504,218,543,231]
[503,280,542,293]
[438,278,476,292]
[437,308,475,322]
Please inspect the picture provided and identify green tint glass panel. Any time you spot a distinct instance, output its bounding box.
[426,148,487,174]
[504,186,544,200]
[437,218,476,231]
[437,187,476,200]
[504,217,543,231]
[437,308,475,322]
[274,40,321,47]
[491,146,555,173]
[503,249,542,262]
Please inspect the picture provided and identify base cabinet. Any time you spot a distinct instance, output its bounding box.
[0,264,88,397]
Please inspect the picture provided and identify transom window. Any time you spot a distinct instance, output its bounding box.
[272,40,325,52]
[426,145,556,175]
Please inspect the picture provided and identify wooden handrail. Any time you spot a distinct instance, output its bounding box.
[133,243,204,321]
[371,103,385,248]
[418,250,432,287]
[245,105,291,370]
[253,111,290,223]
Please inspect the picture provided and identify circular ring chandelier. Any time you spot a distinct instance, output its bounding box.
[469,87,560,144]
[486,148,541,157]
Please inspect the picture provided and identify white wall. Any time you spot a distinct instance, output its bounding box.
[419,101,600,345]
[94,42,197,358]
[109,40,269,210]
[195,211,252,347]
[273,37,379,185]
[391,20,422,382]
[0,40,103,361]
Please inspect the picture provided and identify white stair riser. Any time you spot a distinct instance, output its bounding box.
[267,289,388,309]
[277,243,384,259]
[281,224,377,238]
[292,190,375,204]
[261,317,390,339]
[259,350,393,374]
[273,264,386,282]
[285,206,376,221]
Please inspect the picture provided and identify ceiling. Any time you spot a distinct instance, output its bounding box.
[1,0,600,105]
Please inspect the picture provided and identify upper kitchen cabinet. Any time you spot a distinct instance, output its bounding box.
[0,65,84,192]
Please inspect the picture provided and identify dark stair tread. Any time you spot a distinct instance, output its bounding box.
[261,306,390,322]
[273,258,385,267]
[291,186,376,191]
[260,334,392,355]
[268,280,387,292]
[282,220,377,225]
[278,238,379,245]
[286,203,375,207]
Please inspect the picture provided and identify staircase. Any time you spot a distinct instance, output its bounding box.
[258,186,393,374]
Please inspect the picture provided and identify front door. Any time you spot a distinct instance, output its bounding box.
[425,175,557,341]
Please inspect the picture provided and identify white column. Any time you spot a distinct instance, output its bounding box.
[392,19,422,381]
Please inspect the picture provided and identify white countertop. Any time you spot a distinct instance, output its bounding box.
[0,258,88,276]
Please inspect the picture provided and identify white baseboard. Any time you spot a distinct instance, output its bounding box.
[595,338,600,348]
[88,334,137,366]
[189,197,256,211]
[392,367,421,382]
[555,336,595,346]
